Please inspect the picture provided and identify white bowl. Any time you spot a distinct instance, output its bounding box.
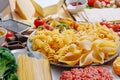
[0,27,7,46]
[66,0,88,14]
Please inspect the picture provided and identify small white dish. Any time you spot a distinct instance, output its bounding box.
[66,0,88,14]
[0,27,7,46]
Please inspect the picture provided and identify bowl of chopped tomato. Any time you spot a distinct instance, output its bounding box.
[66,0,88,13]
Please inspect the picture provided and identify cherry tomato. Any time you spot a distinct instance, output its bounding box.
[107,24,115,28]
[115,24,120,28]
[44,23,53,31]
[100,21,108,25]
[88,0,96,6]
[34,17,44,28]
[117,32,120,36]
[99,0,110,4]
[104,0,110,4]
[70,2,82,6]
[114,24,120,32]
[99,0,104,2]
[70,22,78,30]
[113,28,119,32]
[6,31,13,40]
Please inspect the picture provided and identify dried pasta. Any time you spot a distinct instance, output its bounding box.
[17,55,52,80]
[30,22,119,66]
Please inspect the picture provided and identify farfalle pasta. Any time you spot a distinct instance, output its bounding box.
[30,22,119,66]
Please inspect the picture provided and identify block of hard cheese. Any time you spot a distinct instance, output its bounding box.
[31,0,64,17]
[15,0,35,20]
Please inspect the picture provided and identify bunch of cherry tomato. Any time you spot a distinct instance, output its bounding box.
[100,21,120,36]
[34,17,120,36]
[88,0,110,6]
[34,17,79,31]
[34,17,53,30]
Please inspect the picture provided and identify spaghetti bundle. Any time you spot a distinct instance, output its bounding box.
[17,55,52,80]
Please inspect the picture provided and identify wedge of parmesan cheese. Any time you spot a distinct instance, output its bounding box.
[31,0,63,17]
[16,0,35,20]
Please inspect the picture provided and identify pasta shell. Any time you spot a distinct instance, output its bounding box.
[79,51,93,66]
[92,51,105,64]
[99,40,118,56]
[59,52,81,66]
[100,47,117,56]
[78,40,92,50]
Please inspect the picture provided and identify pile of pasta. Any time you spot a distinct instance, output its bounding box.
[18,55,52,80]
[30,22,119,66]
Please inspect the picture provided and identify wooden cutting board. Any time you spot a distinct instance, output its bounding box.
[9,0,73,26]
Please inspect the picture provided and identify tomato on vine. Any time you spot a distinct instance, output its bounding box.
[34,17,45,28]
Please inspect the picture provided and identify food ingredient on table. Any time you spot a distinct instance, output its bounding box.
[66,0,87,14]
[94,0,102,8]
[0,29,5,37]
[4,73,18,80]
[6,33,27,43]
[17,55,52,80]
[0,47,18,80]
[34,17,45,28]
[115,0,120,7]
[34,17,79,31]
[60,66,113,80]
[101,0,110,4]
[15,0,64,19]
[0,28,7,46]
[88,0,120,8]
[100,21,120,36]
[88,0,96,6]
[31,0,63,17]
[15,0,35,19]
[113,56,120,76]
[70,2,82,6]
[34,17,55,30]
[30,18,119,66]
[6,31,13,40]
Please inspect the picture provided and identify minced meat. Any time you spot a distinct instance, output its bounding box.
[60,66,113,80]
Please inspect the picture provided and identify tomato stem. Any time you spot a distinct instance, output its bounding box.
[37,16,41,20]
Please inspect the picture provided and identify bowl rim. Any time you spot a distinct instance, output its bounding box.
[0,27,7,38]
[66,0,88,6]
[66,0,88,14]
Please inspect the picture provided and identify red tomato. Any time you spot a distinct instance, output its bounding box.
[115,24,120,28]
[104,0,110,4]
[88,0,96,6]
[114,24,120,32]
[70,2,82,6]
[44,23,53,31]
[44,23,50,29]
[107,24,115,28]
[99,0,110,4]
[113,28,119,32]
[34,18,44,28]
[100,21,108,25]
[70,22,78,30]
[117,32,120,36]
[99,0,104,2]
[6,31,13,40]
